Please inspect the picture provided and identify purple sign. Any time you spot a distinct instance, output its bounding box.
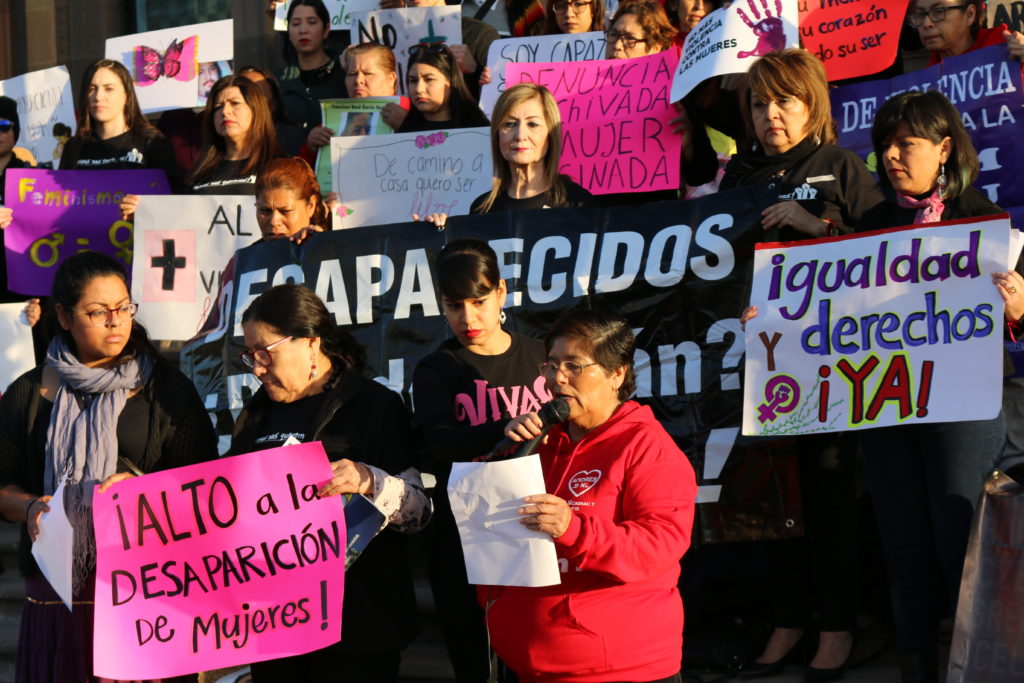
[831,45,1024,227]
[3,169,171,295]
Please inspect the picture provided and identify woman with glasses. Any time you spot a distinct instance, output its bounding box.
[233,283,430,681]
[605,0,677,59]
[541,0,606,35]
[0,251,217,682]
[907,0,1024,64]
[397,45,490,133]
[492,308,697,683]
[413,238,549,682]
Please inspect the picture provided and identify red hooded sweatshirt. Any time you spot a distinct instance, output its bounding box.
[482,401,698,682]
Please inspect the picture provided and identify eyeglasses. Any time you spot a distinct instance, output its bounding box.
[553,0,592,14]
[605,29,647,49]
[238,336,293,369]
[0,119,13,133]
[538,360,600,378]
[906,3,968,26]
[409,42,450,56]
[73,302,138,327]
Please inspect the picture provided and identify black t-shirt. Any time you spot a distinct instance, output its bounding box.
[190,158,258,195]
[59,131,181,190]
[412,333,548,485]
[250,392,329,450]
[470,176,593,213]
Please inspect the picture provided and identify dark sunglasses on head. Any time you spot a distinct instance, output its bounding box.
[0,119,13,133]
[409,42,450,56]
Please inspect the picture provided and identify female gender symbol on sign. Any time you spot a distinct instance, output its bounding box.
[757,374,801,424]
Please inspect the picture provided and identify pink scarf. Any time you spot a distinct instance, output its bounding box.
[896,190,945,224]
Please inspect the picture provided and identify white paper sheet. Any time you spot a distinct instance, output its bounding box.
[0,302,36,394]
[447,455,560,587]
[31,480,73,610]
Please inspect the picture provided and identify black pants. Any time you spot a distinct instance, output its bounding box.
[250,646,400,682]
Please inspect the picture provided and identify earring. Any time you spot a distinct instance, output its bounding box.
[310,356,318,380]
[937,163,948,198]
[499,309,507,325]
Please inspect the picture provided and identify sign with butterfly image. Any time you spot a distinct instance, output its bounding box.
[105,19,234,114]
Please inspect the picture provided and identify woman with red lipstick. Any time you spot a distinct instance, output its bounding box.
[279,0,348,139]
[413,239,549,682]
[396,46,489,134]
[0,251,217,682]
[860,90,1019,683]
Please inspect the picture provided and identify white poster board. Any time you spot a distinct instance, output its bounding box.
[131,195,259,340]
[274,0,379,31]
[742,216,1011,436]
[670,0,799,102]
[0,303,35,394]
[330,126,490,229]
[350,6,463,96]
[479,32,605,116]
[105,19,234,113]
[0,66,76,167]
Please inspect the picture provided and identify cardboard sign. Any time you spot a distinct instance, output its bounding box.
[330,127,490,228]
[990,1,1024,33]
[93,442,345,679]
[0,66,76,167]
[350,6,463,97]
[798,0,903,81]
[670,0,800,102]
[131,195,260,341]
[479,32,605,116]
[274,0,379,31]
[743,216,1011,436]
[3,169,171,295]
[506,52,682,195]
[315,97,399,193]
[105,20,234,113]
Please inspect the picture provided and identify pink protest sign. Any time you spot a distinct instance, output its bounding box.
[505,51,682,195]
[92,442,345,679]
[798,0,904,81]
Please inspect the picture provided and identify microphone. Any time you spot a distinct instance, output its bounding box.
[475,397,571,463]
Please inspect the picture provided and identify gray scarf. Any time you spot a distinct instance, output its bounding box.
[44,336,153,591]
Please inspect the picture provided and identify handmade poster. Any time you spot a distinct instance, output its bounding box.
[329,126,490,228]
[506,51,681,195]
[990,0,1024,33]
[832,45,1024,227]
[315,97,400,192]
[350,6,463,96]
[797,0,903,81]
[92,442,345,679]
[0,303,36,395]
[0,66,76,167]
[131,195,260,341]
[670,0,799,102]
[105,20,234,113]
[479,31,605,116]
[177,187,777,534]
[742,216,1011,437]
[274,0,380,31]
[3,169,171,295]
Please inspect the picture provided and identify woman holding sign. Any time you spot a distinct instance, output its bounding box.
[907,0,1024,64]
[397,45,490,134]
[0,251,217,682]
[860,89,1019,683]
[232,284,430,682]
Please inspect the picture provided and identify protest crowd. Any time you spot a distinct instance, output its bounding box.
[1,0,1024,682]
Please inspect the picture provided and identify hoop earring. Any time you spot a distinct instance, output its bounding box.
[937,163,948,199]
[499,309,507,325]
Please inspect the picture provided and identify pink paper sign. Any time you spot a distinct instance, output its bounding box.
[92,442,345,679]
[505,51,682,195]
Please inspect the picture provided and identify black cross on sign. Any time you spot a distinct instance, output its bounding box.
[151,239,185,291]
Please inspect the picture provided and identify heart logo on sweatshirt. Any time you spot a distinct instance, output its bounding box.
[567,470,602,497]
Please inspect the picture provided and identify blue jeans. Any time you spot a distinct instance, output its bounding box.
[860,414,1003,655]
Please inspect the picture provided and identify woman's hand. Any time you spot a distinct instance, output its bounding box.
[306,126,336,152]
[504,412,544,443]
[761,201,825,236]
[317,459,374,498]
[447,44,478,74]
[98,472,135,494]
[289,225,324,244]
[119,194,140,220]
[412,212,447,230]
[0,206,13,229]
[993,271,1024,321]
[23,298,41,327]
[1005,30,1024,62]
[740,305,759,330]
[381,103,408,131]
[27,496,52,542]
[519,493,572,539]
[479,66,493,86]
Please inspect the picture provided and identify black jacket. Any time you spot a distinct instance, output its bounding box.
[231,370,420,653]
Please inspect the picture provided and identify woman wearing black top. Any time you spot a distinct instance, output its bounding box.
[397,45,489,134]
[412,239,549,682]
[59,59,181,190]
